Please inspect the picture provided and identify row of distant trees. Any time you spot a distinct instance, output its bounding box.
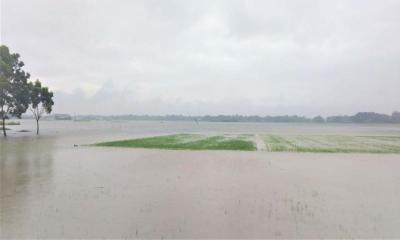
[75,112,400,123]
[0,45,54,136]
[326,112,400,123]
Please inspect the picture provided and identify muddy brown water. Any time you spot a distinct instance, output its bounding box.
[1,120,400,238]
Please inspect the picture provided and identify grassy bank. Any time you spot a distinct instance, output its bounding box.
[95,134,256,151]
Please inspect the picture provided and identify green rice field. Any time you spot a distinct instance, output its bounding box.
[95,133,400,153]
[264,134,400,153]
[95,134,256,151]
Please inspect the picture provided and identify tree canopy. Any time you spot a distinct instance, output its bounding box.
[29,80,54,134]
[1,45,54,136]
[0,45,31,136]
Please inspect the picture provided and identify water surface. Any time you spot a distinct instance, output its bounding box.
[1,120,400,238]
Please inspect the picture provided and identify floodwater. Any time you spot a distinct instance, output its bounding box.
[1,120,400,238]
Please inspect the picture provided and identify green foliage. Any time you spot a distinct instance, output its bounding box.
[265,135,297,151]
[94,133,400,153]
[312,116,325,123]
[0,120,20,125]
[95,134,256,151]
[264,134,400,153]
[392,111,400,123]
[0,45,31,136]
[28,79,54,134]
[74,112,400,123]
[28,80,54,115]
[0,45,55,136]
[0,45,30,117]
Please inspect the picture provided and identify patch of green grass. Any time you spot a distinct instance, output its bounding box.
[0,121,20,125]
[95,134,256,151]
[94,133,400,153]
[264,134,400,153]
[264,135,297,151]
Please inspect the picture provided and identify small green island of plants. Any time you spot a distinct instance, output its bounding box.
[95,134,256,151]
[94,133,400,153]
[265,135,400,153]
[0,121,20,126]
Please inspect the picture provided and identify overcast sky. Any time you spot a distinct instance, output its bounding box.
[1,0,399,116]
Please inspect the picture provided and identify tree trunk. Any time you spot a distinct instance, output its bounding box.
[2,117,6,137]
[36,119,40,135]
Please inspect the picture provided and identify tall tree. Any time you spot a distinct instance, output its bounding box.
[28,80,54,135]
[0,45,30,136]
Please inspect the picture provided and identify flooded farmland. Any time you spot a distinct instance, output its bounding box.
[1,120,400,238]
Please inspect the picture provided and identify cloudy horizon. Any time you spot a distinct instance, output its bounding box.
[1,0,399,117]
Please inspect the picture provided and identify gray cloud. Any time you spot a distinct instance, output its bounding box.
[2,0,399,116]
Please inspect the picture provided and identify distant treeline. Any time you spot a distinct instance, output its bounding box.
[69,111,400,123]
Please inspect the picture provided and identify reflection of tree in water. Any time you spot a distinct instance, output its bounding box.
[1,137,55,195]
[0,136,56,236]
